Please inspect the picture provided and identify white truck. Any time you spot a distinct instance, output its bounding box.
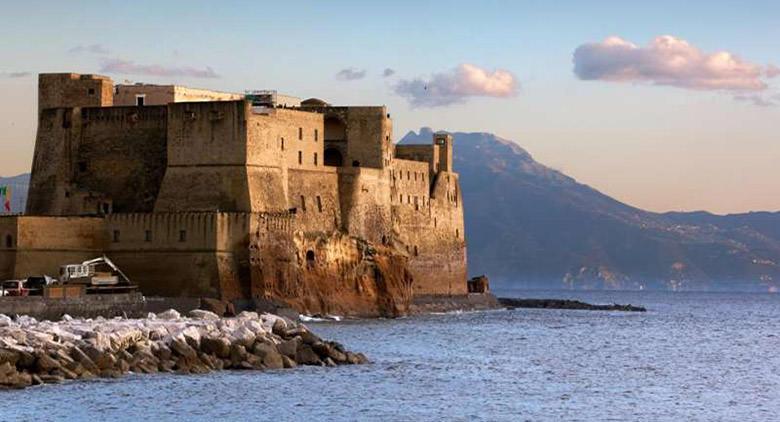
[59,256,131,286]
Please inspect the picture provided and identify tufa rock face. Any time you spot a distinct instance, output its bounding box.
[0,311,368,390]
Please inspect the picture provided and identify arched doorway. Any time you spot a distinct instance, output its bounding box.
[324,148,343,167]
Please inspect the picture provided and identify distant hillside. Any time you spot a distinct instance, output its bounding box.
[0,173,29,214]
[401,128,780,292]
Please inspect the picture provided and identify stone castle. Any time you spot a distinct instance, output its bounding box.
[0,73,468,316]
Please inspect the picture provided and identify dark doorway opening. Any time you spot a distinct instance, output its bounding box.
[306,250,315,267]
[324,148,343,167]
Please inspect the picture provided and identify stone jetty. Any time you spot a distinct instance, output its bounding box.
[499,298,646,312]
[0,310,368,390]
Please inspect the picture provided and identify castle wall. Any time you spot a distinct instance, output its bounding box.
[73,106,168,213]
[154,101,252,212]
[26,108,76,215]
[0,216,105,280]
[390,159,431,211]
[105,213,229,298]
[404,171,467,295]
[395,144,440,176]
[245,108,325,213]
[26,106,168,216]
[337,167,392,244]
[287,169,340,233]
[303,106,392,169]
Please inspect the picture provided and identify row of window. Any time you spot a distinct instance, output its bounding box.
[396,194,429,211]
[297,151,318,166]
[280,128,319,151]
[112,229,187,243]
[392,169,426,183]
[297,128,318,142]
[299,195,324,213]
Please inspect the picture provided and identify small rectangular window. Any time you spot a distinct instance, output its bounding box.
[145,230,152,242]
[298,151,302,165]
[179,230,187,242]
[112,230,120,243]
[136,95,145,106]
[298,127,303,140]
[314,129,318,141]
[78,161,88,173]
[314,153,318,166]
[5,235,13,248]
[316,196,323,212]
[281,137,285,150]
[300,195,306,211]
[88,88,95,95]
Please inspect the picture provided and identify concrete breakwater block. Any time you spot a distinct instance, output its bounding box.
[0,310,368,390]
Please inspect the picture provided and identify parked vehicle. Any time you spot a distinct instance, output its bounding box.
[1,280,29,297]
[23,275,57,295]
[59,256,131,286]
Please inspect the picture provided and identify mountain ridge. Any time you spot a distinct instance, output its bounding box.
[400,128,780,292]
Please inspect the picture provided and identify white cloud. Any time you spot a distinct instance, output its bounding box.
[394,63,518,107]
[100,58,219,78]
[573,35,773,92]
[733,93,780,107]
[335,68,367,81]
[69,44,110,55]
[1,71,31,78]
[767,64,780,78]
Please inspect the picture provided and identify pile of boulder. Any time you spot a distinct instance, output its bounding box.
[0,309,368,389]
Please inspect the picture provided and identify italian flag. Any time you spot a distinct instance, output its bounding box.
[0,186,10,213]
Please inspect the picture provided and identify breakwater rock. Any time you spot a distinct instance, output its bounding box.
[0,310,368,390]
[499,298,646,312]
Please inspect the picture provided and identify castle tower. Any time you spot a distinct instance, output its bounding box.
[38,73,114,113]
[434,133,453,172]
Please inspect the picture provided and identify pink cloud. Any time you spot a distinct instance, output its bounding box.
[573,35,773,92]
[395,63,518,107]
[99,58,219,78]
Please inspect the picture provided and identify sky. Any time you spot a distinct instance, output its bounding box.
[1,0,778,214]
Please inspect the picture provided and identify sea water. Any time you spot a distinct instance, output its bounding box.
[3,290,779,421]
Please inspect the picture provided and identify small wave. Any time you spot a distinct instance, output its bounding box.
[299,314,343,322]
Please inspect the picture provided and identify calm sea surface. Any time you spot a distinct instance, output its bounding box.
[3,290,780,421]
